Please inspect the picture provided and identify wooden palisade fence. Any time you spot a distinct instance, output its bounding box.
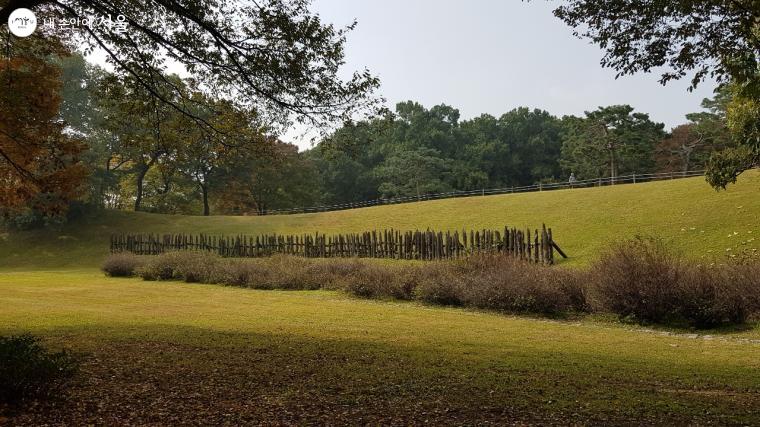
[110,225,566,264]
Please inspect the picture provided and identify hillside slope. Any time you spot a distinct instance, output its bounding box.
[1,171,758,270]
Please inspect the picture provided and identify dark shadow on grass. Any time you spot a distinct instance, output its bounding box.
[2,323,759,425]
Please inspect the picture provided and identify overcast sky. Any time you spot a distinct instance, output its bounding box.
[282,0,716,149]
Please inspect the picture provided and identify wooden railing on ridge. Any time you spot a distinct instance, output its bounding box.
[258,170,705,215]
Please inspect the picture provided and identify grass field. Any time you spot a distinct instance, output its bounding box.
[2,271,760,424]
[2,173,760,424]
[1,171,759,270]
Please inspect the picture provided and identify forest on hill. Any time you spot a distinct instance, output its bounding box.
[2,52,736,225]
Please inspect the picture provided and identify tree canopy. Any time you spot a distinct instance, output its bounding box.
[0,38,87,220]
[560,105,665,179]
[553,0,760,91]
[554,0,760,188]
[1,0,380,133]
[306,102,668,205]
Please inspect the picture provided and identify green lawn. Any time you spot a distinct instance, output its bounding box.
[2,170,759,270]
[2,271,760,424]
[2,173,760,424]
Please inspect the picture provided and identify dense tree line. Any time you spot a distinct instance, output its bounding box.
[3,0,754,225]
[2,47,736,225]
[1,46,736,225]
[306,95,732,205]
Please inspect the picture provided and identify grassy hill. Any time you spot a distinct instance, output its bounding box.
[3,173,760,424]
[1,170,759,270]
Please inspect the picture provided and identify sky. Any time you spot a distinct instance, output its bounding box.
[280,0,717,150]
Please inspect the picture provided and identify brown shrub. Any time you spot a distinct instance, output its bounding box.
[107,250,589,316]
[342,263,418,300]
[305,259,366,290]
[675,263,760,328]
[105,241,760,327]
[207,258,257,286]
[136,251,180,281]
[590,237,760,328]
[134,251,220,281]
[590,237,681,323]
[174,252,223,283]
[255,255,323,290]
[204,255,325,290]
[416,255,589,314]
[101,252,145,277]
[414,262,463,306]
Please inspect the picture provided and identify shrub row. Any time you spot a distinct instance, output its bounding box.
[104,238,760,328]
[103,251,588,316]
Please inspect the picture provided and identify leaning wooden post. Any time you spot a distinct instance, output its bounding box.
[547,228,554,264]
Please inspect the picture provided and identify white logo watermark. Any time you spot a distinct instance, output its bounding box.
[8,8,37,37]
[42,14,128,33]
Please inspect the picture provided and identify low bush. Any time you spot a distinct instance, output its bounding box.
[135,254,175,281]
[302,259,364,291]
[135,251,216,281]
[175,252,223,283]
[101,252,145,277]
[590,237,760,328]
[590,237,681,323]
[675,263,760,328]
[0,334,80,404]
[464,260,587,314]
[257,256,323,290]
[335,255,588,315]
[211,255,325,290]
[341,263,418,300]
[209,258,261,287]
[106,250,588,316]
[126,252,331,290]
[415,256,589,314]
[414,265,463,306]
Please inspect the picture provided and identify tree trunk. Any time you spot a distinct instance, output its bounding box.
[201,183,210,216]
[134,155,159,211]
[98,158,111,208]
[134,165,148,211]
[609,148,617,183]
[682,147,692,173]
